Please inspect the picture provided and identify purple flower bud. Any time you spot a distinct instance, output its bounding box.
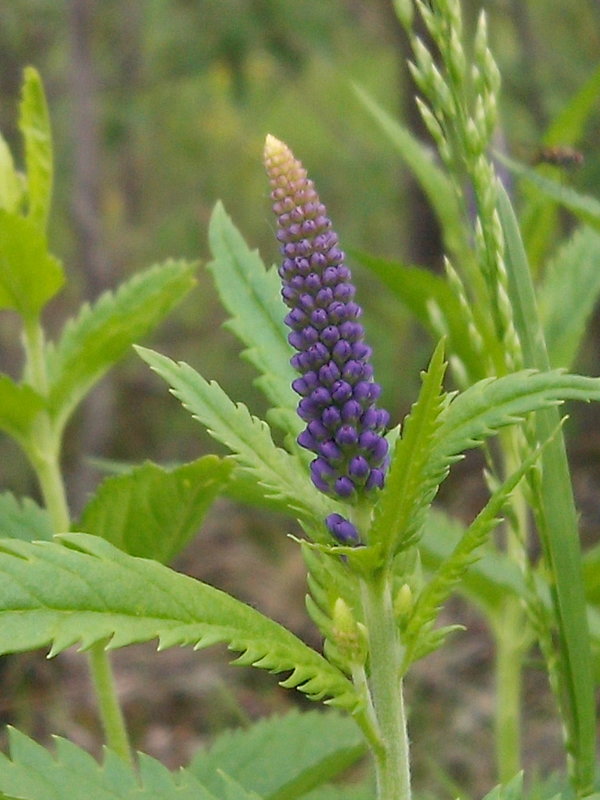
[307,419,329,441]
[336,424,359,448]
[325,513,361,545]
[297,429,318,451]
[264,134,390,523]
[319,440,343,463]
[335,477,356,498]
[322,406,342,430]
[349,455,370,481]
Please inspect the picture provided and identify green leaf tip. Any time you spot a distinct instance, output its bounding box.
[19,66,53,231]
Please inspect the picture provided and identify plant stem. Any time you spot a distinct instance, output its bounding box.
[361,571,411,800]
[493,599,524,784]
[88,642,134,765]
[22,315,133,764]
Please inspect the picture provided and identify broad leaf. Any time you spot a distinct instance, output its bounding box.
[208,202,299,433]
[0,210,64,319]
[136,347,342,537]
[0,535,358,711]
[189,710,365,800]
[369,340,448,557]
[19,67,52,231]
[46,259,197,433]
[0,375,44,447]
[0,493,53,542]
[539,226,600,369]
[0,727,220,800]
[76,457,233,563]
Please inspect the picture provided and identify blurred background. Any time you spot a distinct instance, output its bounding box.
[0,0,600,796]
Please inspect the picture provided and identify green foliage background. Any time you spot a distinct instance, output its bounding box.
[1,0,600,795]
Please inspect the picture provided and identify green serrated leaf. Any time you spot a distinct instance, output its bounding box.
[19,67,52,231]
[0,535,359,711]
[76,457,233,563]
[432,370,600,466]
[0,134,24,214]
[0,210,64,319]
[208,202,299,432]
[212,773,264,800]
[480,772,524,800]
[0,374,45,446]
[189,710,365,800]
[370,340,448,557]
[419,509,526,611]
[46,259,196,433]
[136,347,341,536]
[0,493,53,542]
[539,227,600,369]
[0,727,218,800]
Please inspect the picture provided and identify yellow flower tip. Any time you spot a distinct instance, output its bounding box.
[264,134,291,164]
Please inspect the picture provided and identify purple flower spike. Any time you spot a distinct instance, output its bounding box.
[264,135,389,495]
[264,135,390,540]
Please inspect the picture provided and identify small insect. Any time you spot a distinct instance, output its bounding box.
[532,145,584,169]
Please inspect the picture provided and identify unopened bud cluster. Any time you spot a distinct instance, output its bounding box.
[264,136,389,541]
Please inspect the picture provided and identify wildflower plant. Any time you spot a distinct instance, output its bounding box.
[0,3,600,800]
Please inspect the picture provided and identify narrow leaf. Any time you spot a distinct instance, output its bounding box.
[519,64,600,264]
[0,493,53,542]
[352,251,485,380]
[208,202,299,431]
[0,535,359,711]
[0,210,64,319]
[19,67,52,231]
[136,347,341,536]
[76,457,233,563]
[543,62,600,146]
[189,710,365,800]
[0,727,219,800]
[46,259,197,433]
[353,85,468,263]
[499,153,600,233]
[498,184,596,794]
